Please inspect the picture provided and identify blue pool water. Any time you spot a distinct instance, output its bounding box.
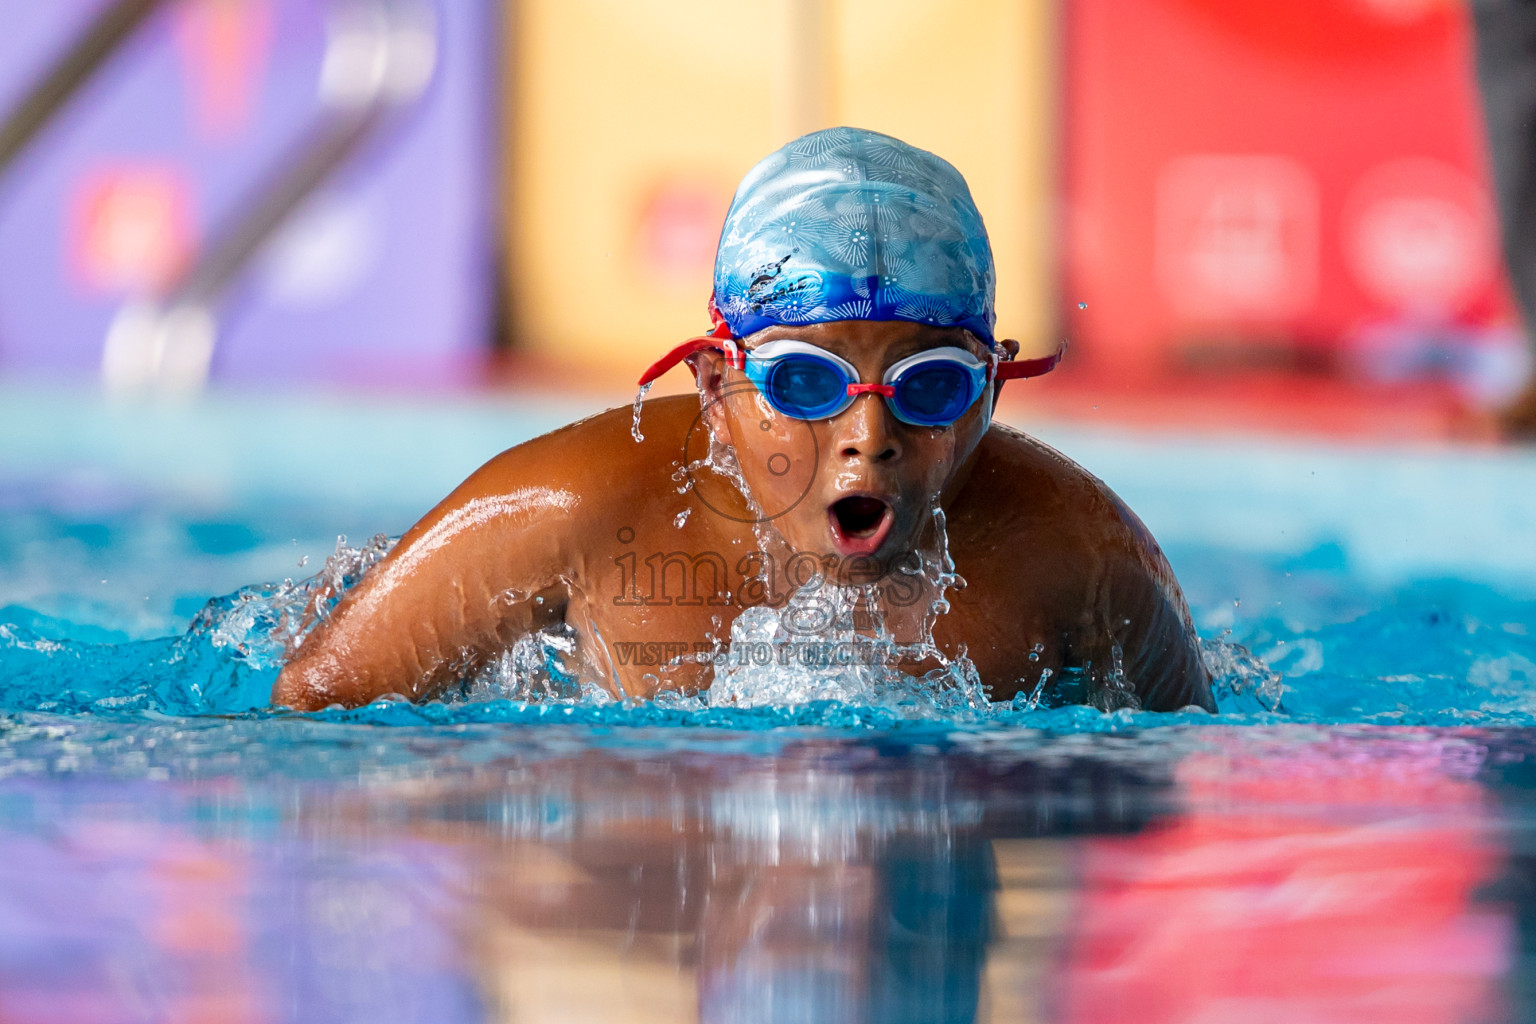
[3,385,1536,1023]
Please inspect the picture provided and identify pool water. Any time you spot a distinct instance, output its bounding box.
[2,385,1535,1023]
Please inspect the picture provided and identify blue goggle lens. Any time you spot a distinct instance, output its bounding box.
[765,355,849,417]
[893,363,977,425]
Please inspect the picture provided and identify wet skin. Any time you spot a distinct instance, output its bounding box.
[272,321,1214,712]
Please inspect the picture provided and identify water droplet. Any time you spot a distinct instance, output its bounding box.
[1077,301,1087,310]
[631,383,653,442]
[674,508,692,529]
[298,555,309,568]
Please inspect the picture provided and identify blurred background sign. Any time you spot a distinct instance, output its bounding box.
[1061,0,1523,402]
[0,0,1527,426]
[504,0,1059,383]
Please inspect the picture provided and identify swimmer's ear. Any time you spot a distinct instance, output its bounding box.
[991,338,1022,409]
[689,349,733,440]
[687,349,725,393]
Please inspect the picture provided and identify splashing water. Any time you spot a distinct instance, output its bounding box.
[0,527,1531,731]
[1201,631,1285,713]
[201,532,395,662]
[461,622,587,703]
[709,586,896,708]
[674,405,752,494]
[0,533,395,716]
[631,383,652,442]
[672,397,781,555]
[705,501,990,715]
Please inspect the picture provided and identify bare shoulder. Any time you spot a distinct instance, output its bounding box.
[959,423,1209,711]
[961,421,1158,559]
[432,395,702,528]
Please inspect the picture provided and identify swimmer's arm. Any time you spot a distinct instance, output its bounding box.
[271,446,580,711]
[1056,515,1213,712]
[1097,550,1215,713]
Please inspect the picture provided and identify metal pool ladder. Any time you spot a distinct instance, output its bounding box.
[0,0,438,394]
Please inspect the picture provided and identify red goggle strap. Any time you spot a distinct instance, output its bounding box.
[993,344,1064,382]
[636,320,735,387]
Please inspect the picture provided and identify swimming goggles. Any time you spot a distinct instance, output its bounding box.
[639,323,1063,427]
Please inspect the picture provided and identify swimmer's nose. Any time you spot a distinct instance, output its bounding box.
[834,392,901,463]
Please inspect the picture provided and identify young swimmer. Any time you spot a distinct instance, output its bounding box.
[273,127,1214,713]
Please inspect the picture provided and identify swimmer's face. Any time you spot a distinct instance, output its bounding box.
[696,320,1018,579]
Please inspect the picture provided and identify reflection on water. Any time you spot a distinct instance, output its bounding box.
[419,743,1162,1024]
[1063,734,1508,1024]
[0,727,1526,1022]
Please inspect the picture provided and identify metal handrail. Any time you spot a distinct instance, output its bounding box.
[91,0,438,393]
[0,0,173,179]
[0,0,437,393]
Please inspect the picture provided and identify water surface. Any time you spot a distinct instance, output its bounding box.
[3,389,1534,1022]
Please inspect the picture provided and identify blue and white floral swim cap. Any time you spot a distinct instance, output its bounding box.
[712,126,997,345]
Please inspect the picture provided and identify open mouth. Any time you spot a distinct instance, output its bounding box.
[828,495,895,556]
